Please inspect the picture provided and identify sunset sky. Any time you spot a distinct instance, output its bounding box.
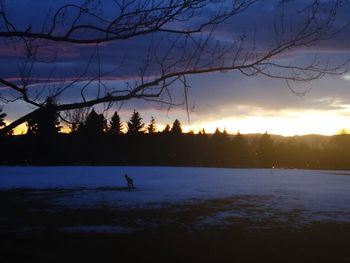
[1,0,350,136]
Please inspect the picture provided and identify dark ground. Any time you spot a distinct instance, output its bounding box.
[0,189,350,263]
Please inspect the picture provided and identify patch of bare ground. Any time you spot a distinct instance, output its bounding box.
[0,189,350,262]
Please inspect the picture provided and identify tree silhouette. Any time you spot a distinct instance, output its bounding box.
[66,107,91,134]
[79,109,106,136]
[26,118,39,135]
[171,119,182,134]
[213,127,222,137]
[0,1,348,135]
[108,111,123,135]
[211,126,229,165]
[231,131,249,165]
[162,124,171,133]
[257,132,274,167]
[147,116,157,134]
[26,98,61,136]
[233,132,246,149]
[0,107,6,128]
[127,110,144,134]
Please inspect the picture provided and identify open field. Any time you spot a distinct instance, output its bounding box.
[1,167,350,262]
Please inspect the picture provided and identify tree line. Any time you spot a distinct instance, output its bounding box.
[0,107,350,170]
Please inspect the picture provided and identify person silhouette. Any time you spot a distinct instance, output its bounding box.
[124,174,135,191]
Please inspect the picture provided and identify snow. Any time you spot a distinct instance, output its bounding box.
[1,166,350,224]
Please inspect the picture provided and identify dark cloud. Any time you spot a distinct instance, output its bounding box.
[2,0,350,79]
[1,0,350,131]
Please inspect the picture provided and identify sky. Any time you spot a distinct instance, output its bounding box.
[1,0,350,136]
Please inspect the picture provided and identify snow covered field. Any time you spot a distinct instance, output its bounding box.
[1,166,350,225]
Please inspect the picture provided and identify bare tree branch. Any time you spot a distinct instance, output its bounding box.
[0,0,349,135]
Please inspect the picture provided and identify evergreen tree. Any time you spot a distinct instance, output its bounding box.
[232,131,248,164]
[108,111,123,135]
[26,97,61,136]
[198,128,206,135]
[213,127,222,136]
[233,131,246,148]
[211,127,227,166]
[78,109,106,136]
[257,132,274,167]
[213,127,228,139]
[0,107,7,128]
[162,124,171,133]
[171,119,182,134]
[127,110,144,134]
[147,116,157,134]
[258,132,273,151]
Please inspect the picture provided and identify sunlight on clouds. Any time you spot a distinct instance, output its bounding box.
[343,75,350,80]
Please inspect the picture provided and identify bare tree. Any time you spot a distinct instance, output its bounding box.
[64,107,91,133]
[0,0,349,135]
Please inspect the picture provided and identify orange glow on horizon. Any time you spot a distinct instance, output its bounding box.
[182,109,350,136]
[5,107,350,137]
[11,123,27,135]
